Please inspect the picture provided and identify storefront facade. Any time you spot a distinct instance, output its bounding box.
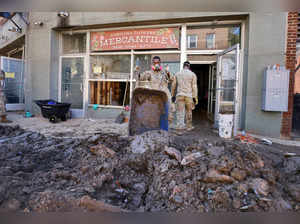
[24,12,288,138]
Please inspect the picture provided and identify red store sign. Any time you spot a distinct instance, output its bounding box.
[91,27,180,51]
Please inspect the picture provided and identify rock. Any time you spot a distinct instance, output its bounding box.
[181,152,203,166]
[0,185,6,203]
[284,157,300,173]
[159,160,170,173]
[274,198,293,211]
[248,178,270,197]
[169,186,184,205]
[130,194,143,208]
[22,187,31,194]
[211,187,231,209]
[173,195,183,204]
[81,166,89,174]
[232,198,241,209]
[4,199,21,211]
[90,144,116,158]
[88,135,101,144]
[130,130,169,154]
[206,146,225,157]
[287,184,300,202]
[133,183,146,194]
[78,195,127,212]
[237,183,249,194]
[254,158,265,169]
[217,157,235,173]
[231,168,247,181]
[164,146,182,162]
[84,186,95,193]
[29,190,76,212]
[204,169,234,184]
[126,154,149,173]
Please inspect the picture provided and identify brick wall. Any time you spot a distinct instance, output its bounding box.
[280,12,298,138]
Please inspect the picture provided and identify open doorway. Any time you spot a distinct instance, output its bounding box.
[190,64,212,126]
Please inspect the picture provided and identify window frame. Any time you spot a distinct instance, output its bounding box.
[206,33,216,49]
[187,34,198,49]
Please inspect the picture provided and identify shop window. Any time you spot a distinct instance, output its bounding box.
[134,53,180,91]
[186,25,241,50]
[89,55,131,107]
[187,35,198,49]
[90,55,131,80]
[89,81,130,106]
[206,33,215,49]
[134,54,180,77]
[62,33,86,54]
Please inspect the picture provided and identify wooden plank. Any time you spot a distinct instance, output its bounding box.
[107,82,111,105]
[102,81,106,105]
[111,82,115,101]
[90,81,95,104]
[97,81,101,105]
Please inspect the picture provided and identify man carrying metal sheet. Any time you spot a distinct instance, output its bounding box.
[172,61,198,131]
[136,56,176,125]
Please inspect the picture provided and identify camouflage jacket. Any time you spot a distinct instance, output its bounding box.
[138,69,175,100]
[172,68,198,99]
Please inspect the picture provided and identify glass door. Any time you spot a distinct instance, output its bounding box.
[207,63,217,121]
[0,56,25,111]
[214,44,240,136]
[60,56,85,118]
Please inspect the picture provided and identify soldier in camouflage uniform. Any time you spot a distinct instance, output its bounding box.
[171,61,198,131]
[136,56,175,124]
[0,70,11,123]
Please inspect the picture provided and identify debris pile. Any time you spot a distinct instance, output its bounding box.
[0,125,299,212]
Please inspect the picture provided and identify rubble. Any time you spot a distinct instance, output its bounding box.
[164,146,182,162]
[90,144,116,158]
[0,125,300,212]
[181,152,203,166]
[78,195,127,212]
[287,184,300,202]
[130,130,170,153]
[248,178,270,197]
[204,169,235,184]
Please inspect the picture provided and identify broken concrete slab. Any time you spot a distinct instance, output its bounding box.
[130,130,170,154]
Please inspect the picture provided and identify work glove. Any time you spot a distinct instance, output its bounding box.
[172,96,176,103]
[193,98,198,105]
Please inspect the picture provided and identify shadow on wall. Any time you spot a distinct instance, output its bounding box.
[294,50,300,94]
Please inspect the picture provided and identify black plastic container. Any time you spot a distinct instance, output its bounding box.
[35,99,71,123]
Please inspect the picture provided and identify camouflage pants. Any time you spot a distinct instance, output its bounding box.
[0,90,6,116]
[176,96,194,129]
[168,101,175,123]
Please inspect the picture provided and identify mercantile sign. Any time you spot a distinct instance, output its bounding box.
[91,27,180,51]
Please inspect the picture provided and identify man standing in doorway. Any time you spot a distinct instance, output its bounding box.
[172,61,198,131]
[136,56,175,125]
[0,70,12,123]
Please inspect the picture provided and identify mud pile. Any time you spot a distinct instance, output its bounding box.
[0,125,299,212]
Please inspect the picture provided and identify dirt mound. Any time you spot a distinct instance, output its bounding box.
[0,125,299,212]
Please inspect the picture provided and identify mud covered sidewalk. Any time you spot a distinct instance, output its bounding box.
[0,124,300,212]
[4,113,129,138]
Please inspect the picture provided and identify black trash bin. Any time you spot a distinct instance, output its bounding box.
[35,99,71,123]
